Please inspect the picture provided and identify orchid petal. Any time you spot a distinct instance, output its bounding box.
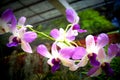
[108,44,118,58]
[72,47,86,59]
[7,42,18,47]
[66,9,79,23]
[10,15,17,31]
[21,41,32,53]
[18,16,26,26]
[87,66,101,77]
[50,28,60,39]
[60,56,75,67]
[47,58,53,66]
[8,35,14,43]
[86,35,95,52]
[37,44,52,58]
[101,62,114,76]
[51,42,60,58]
[77,55,89,67]
[23,31,37,43]
[73,24,87,33]
[66,27,77,41]
[59,47,74,59]
[69,64,78,71]
[96,33,109,48]
[97,48,106,62]
[1,9,13,22]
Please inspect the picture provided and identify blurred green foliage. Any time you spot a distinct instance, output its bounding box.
[78,9,115,34]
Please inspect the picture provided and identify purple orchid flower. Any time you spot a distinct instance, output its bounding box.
[7,17,37,53]
[0,9,17,34]
[50,28,76,42]
[69,33,109,71]
[65,9,87,33]
[37,42,86,72]
[87,44,118,77]
[66,8,79,24]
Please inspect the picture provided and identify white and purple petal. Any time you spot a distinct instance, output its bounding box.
[10,15,17,31]
[37,44,52,58]
[1,9,13,22]
[23,31,37,43]
[21,41,32,53]
[86,35,95,52]
[108,44,119,58]
[97,48,106,62]
[96,33,109,48]
[50,28,60,39]
[72,47,86,59]
[18,16,26,26]
[59,47,74,59]
[65,9,79,24]
[87,66,101,77]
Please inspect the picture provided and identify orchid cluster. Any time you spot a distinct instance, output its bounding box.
[0,9,120,77]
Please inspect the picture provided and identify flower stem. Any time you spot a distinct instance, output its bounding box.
[28,27,55,41]
[65,24,72,32]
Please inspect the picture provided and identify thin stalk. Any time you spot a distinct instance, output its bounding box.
[28,27,55,41]
[65,24,72,32]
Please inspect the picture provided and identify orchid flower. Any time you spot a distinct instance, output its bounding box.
[37,42,86,72]
[0,9,17,34]
[50,27,86,48]
[50,9,87,48]
[65,9,87,33]
[50,28,77,48]
[87,44,118,77]
[7,17,37,53]
[69,33,109,71]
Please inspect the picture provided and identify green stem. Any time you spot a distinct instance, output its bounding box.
[65,24,72,32]
[28,27,55,41]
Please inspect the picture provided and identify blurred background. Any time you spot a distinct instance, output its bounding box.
[0,0,120,80]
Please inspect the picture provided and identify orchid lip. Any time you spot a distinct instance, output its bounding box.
[51,58,61,73]
[7,37,21,47]
[12,37,21,44]
[88,53,100,66]
[101,62,114,76]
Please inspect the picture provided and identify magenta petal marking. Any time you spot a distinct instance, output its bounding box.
[23,31,37,43]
